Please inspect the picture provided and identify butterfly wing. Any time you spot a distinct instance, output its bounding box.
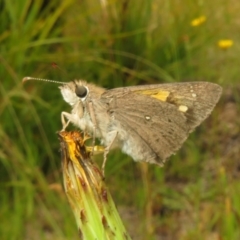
[101,82,222,164]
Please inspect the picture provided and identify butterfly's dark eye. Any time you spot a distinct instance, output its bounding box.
[75,85,88,98]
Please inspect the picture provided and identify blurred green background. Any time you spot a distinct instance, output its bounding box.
[0,0,239,239]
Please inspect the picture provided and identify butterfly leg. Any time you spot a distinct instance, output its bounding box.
[88,101,97,155]
[61,112,71,131]
[102,130,118,176]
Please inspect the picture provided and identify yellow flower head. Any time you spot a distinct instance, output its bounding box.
[191,16,206,27]
[218,39,233,49]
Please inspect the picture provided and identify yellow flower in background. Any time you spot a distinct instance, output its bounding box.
[191,16,206,27]
[218,39,233,49]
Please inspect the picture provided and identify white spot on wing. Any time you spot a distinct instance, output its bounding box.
[178,105,188,112]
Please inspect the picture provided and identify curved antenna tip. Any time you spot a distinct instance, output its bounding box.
[22,77,31,83]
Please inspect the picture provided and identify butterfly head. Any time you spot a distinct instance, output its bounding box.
[59,80,89,106]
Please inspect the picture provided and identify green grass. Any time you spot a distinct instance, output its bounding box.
[1,0,240,239]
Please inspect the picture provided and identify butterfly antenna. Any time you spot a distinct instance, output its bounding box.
[22,77,67,84]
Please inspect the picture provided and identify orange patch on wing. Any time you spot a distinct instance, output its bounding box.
[134,89,170,101]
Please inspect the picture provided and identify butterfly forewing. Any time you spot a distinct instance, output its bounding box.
[101,82,222,164]
[102,82,222,130]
